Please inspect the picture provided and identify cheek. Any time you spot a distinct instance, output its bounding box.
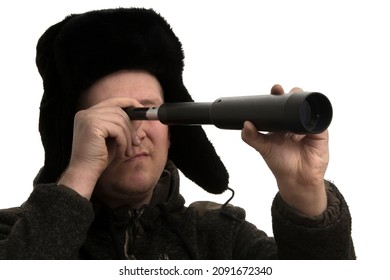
[150,122,170,149]
[167,127,171,149]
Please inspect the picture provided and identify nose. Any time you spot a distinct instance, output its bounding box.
[133,121,146,145]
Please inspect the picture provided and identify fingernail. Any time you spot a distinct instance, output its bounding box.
[125,149,132,157]
[133,136,141,146]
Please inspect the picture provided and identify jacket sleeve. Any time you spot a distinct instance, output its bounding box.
[271,181,356,259]
[0,184,94,259]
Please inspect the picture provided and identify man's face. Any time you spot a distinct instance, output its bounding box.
[78,70,170,208]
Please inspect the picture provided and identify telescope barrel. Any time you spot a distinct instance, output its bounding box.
[125,92,333,134]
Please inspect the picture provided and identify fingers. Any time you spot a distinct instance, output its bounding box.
[92,96,143,110]
[281,132,306,143]
[270,84,304,95]
[289,87,304,94]
[242,84,307,156]
[90,97,144,148]
[97,108,136,157]
[74,97,146,162]
[100,118,131,160]
[241,121,269,156]
[270,84,284,95]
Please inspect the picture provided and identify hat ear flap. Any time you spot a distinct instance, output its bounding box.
[169,126,229,194]
[35,16,76,185]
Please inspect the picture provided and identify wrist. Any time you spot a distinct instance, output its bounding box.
[277,180,327,216]
[57,164,100,200]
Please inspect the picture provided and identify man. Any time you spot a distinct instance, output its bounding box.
[0,8,355,259]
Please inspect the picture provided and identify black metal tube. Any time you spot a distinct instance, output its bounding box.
[157,102,213,125]
[125,92,333,134]
[210,92,332,133]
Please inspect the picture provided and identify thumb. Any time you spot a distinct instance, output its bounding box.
[241,121,268,155]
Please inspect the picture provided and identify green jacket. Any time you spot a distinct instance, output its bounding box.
[0,161,355,259]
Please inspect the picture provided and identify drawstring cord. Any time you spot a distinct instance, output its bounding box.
[222,187,235,207]
[221,187,242,223]
[124,208,145,260]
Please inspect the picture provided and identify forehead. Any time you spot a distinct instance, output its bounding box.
[79,70,164,108]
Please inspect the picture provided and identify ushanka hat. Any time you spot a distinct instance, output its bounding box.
[34,8,229,194]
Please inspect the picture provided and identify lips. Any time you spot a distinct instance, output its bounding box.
[127,152,149,161]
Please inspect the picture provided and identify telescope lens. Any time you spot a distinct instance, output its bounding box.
[297,93,332,133]
[300,99,319,131]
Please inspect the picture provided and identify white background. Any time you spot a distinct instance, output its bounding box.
[0,0,388,268]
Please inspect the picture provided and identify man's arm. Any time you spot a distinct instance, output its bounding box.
[0,184,94,259]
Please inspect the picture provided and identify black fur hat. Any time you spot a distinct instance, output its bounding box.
[34,8,229,194]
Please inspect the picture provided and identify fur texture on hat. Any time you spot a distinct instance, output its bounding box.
[34,8,229,194]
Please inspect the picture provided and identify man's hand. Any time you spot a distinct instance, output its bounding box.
[57,97,143,200]
[241,85,329,216]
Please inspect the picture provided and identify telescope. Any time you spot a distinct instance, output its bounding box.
[125,92,333,134]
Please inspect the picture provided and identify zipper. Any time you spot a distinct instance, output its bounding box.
[124,207,145,259]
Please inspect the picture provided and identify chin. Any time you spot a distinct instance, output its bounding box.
[94,177,156,208]
[97,168,157,195]
[95,158,166,205]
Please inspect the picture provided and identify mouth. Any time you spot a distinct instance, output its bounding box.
[127,152,149,162]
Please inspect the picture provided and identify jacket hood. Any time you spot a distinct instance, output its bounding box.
[34,8,229,194]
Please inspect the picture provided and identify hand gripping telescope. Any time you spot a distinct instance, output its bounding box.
[125,92,333,134]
